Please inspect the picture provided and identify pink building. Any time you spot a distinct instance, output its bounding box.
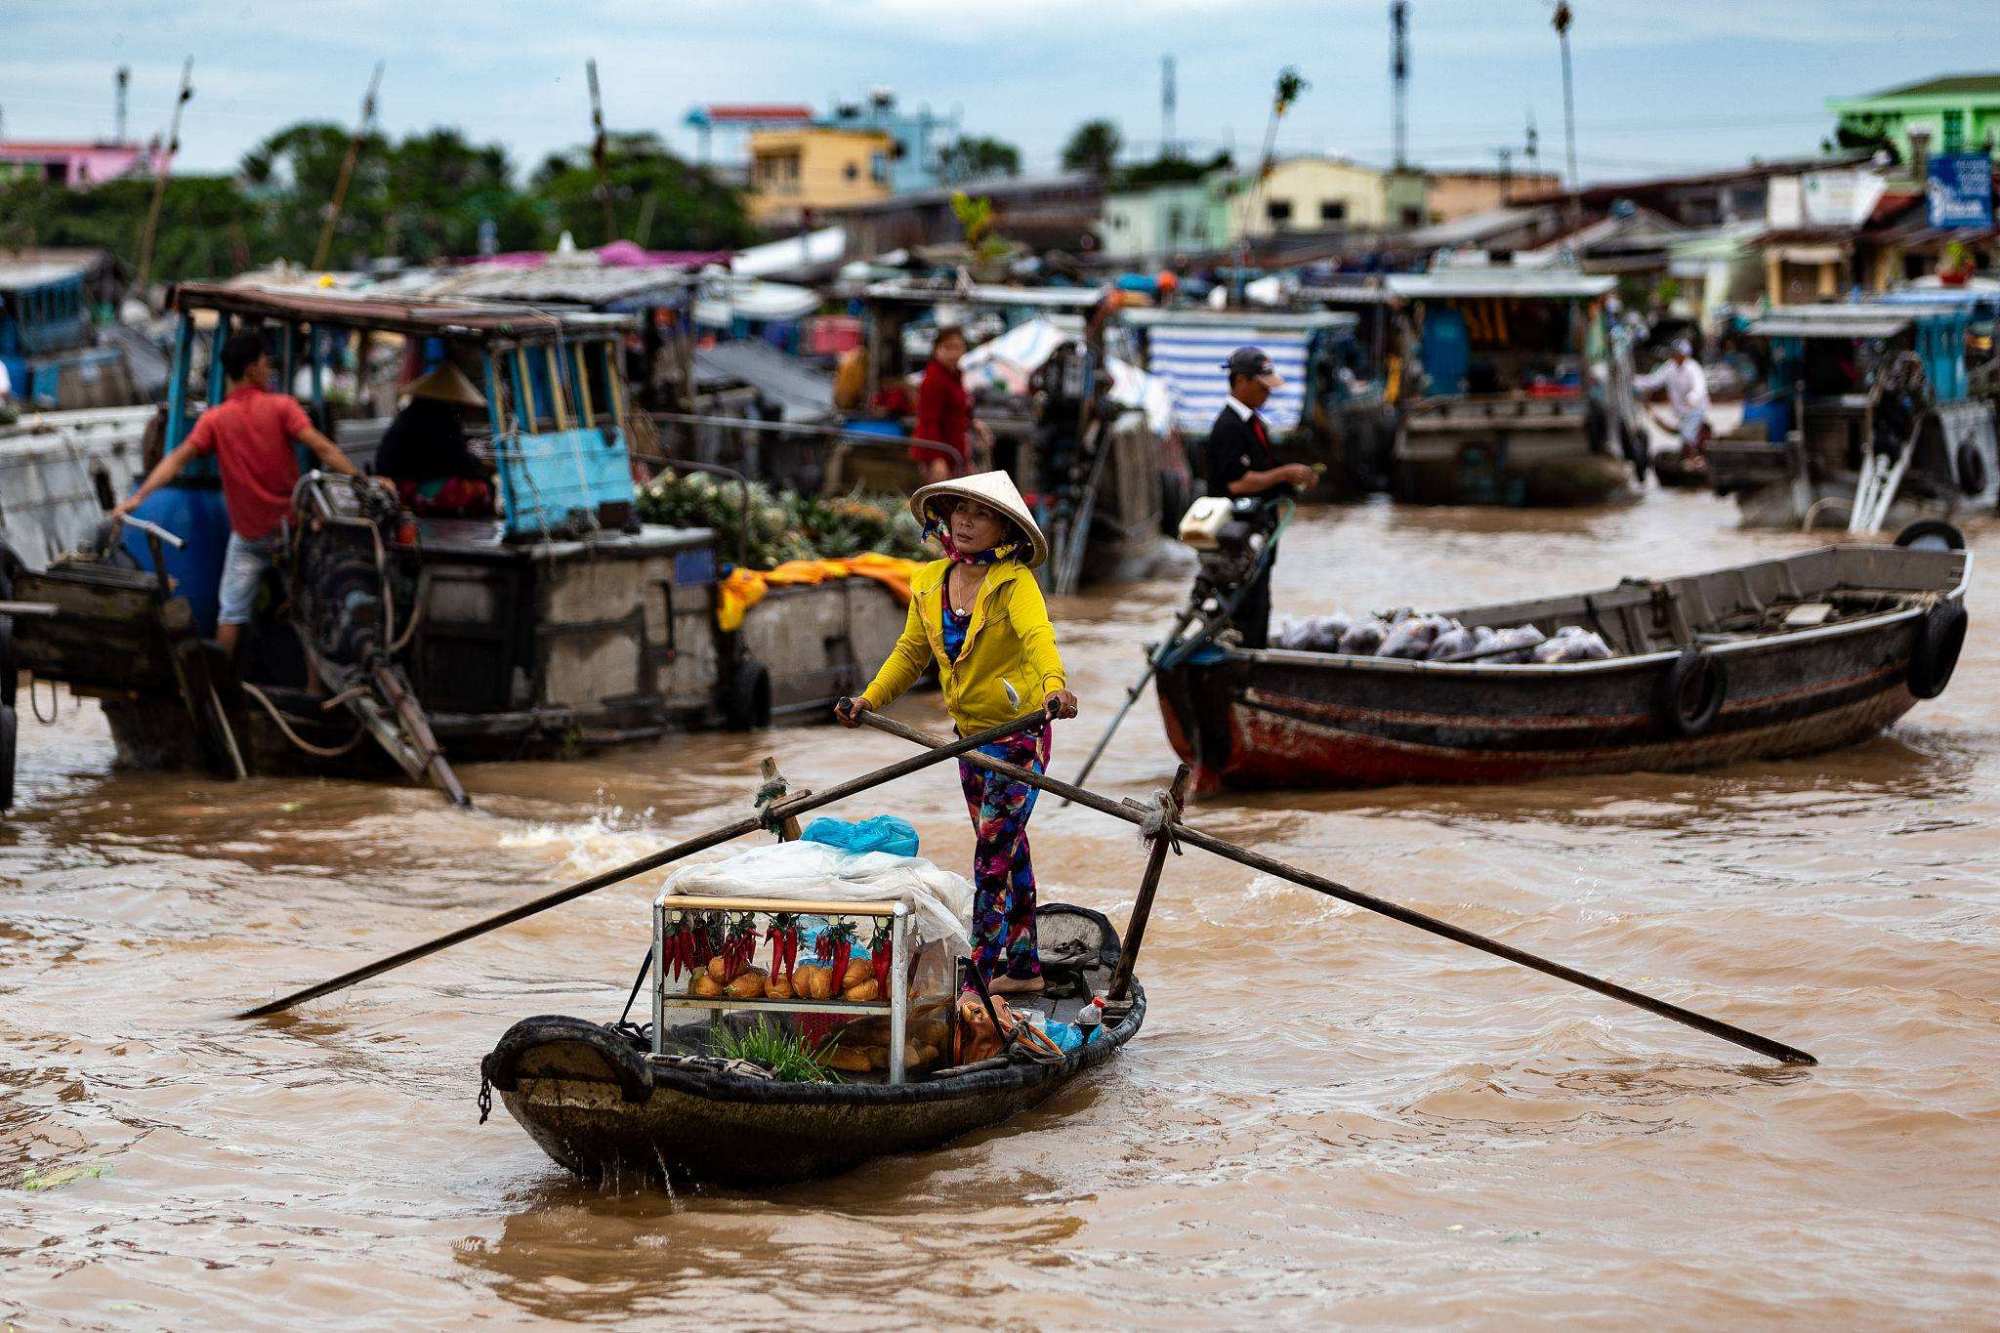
[0,141,170,189]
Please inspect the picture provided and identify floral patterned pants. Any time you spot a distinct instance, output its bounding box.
[958,727,1051,983]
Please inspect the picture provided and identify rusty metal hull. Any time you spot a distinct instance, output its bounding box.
[1156,544,1969,793]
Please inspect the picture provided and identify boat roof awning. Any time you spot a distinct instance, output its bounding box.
[859,280,1105,310]
[1748,307,1916,339]
[1293,283,1400,305]
[1386,270,1617,300]
[1120,307,1359,331]
[172,281,637,340]
[408,265,695,309]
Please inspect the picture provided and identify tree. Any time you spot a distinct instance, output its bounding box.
[1118,149,1233,191]
[1060,119,1123,178]
[939,135,1021,184]
[529,131,754,250]
[0,175,261,281]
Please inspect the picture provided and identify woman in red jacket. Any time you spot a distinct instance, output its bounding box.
[911,326,989,483]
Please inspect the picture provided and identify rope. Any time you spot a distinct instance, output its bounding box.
[241,681,367,758]
[28,674,59,724]
[1136,786,1184,854]
[754,775,790,833]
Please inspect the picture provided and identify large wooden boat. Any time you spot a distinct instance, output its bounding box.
[1154,534,1971,794]
[1384,266,1645,506]
[0,282,906,806]
[1707,300,1999,531]
[482,904,1139,1186]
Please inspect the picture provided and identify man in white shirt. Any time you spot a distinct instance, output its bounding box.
[1634,339,1710,447]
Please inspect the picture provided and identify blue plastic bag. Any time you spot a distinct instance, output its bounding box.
[800,815,920,858]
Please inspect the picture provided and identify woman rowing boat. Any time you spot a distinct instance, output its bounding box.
[837,472,1079,995]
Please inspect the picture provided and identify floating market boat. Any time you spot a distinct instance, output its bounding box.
[0,281,909,808]
[1154,530,1971,793]
[1384,265,1646,506]
[482,900,1139,1186]
[1706,299,1999,530]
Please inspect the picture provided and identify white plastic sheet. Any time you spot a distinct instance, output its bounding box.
[663,842,974,954]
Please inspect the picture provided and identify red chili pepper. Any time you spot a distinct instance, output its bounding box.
[723,913,757,983]
[785,923,800,983]
[768,913,799,981]
[870,921,893,991]
[824,920,857,999]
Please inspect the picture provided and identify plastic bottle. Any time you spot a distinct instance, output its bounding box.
[1074,995,1104,1045]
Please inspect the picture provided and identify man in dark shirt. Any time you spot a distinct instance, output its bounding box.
[1203,346,1315,649]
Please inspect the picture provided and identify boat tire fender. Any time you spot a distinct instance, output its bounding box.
[483,1015,653,1105]
[1658,649,1726,737]
[1893,519,1966,552]
[722,656,773,731]
[1955,443,1988,498]
[1909,601,1968,701]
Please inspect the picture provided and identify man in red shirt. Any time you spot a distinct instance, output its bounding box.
[116,330,387,654]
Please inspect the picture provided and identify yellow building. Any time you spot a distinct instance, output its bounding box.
[1239,156,1402,234]
[747,127,894,228]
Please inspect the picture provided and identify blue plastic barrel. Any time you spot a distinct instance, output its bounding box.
[120,481,232,636]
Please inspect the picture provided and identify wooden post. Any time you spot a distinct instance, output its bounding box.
[312,62,384,272]
[761,756,802,840]
[134,58,194,303]
[1107,762,1190,1003]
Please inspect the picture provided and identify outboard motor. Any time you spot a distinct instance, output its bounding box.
[288,473,469,806]
[1177,495,1286,616]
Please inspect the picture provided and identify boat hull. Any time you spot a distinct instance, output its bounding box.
[1157,545,1966,793]
[486,990,1145,1186]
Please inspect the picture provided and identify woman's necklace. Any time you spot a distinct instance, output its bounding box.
[947,565,984,615]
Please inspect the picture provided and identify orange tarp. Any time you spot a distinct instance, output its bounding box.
[715,554,926,631]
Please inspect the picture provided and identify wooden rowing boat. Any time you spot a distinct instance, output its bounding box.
[480,905,1141,1185]
[1155,533,1971,794]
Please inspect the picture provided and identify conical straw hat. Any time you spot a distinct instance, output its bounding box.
[405,362,487,409]
[909,470,1048,569]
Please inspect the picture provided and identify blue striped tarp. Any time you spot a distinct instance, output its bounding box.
[1146,327,1311,434]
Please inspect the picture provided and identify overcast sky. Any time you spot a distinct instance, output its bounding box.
[4,1,1995,184]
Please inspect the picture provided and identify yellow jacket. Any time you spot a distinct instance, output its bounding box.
[860,559,1067,732]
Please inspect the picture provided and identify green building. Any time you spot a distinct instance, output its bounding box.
[1828,73,2000,160]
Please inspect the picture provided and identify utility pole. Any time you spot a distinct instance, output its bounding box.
[1390,1,1410,170]
[115,66,129,143]
[312,61,383,273]
[1525,108,1539,170]
[1496,146,1513,200]
[1161,55,1178,160]
[1552,2,1580,223]
[134,57,193,303]
[588,59,617,244]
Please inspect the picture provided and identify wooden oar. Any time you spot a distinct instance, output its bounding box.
[857,711,1816,1066]
[234,708,1050,1020]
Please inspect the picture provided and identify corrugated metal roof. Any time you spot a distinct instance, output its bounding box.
[172,281,636,339]
[0,259,90,291]
[1387,269,1615,299]
[692,340,834,422]
[1748,306,1914,339]
[1122,307,1359,331]
[413,265,694,306]
[860,280,1104,309]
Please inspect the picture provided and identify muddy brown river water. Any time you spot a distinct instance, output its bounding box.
[4,489,1997,1327]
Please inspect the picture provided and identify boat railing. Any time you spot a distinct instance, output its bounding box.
[651,890,915,1083]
